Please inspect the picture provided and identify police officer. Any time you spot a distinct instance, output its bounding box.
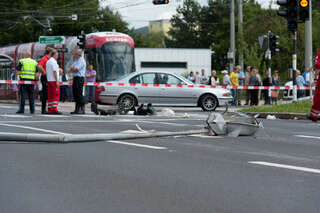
[16,52,38,114]
[68,49,86,114]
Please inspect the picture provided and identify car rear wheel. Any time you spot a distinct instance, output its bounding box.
[118,94,136,112]
[200,94,218,111]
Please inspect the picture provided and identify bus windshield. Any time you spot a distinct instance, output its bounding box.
[97,42,135,82]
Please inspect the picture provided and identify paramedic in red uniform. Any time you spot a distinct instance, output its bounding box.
[37,46,53,114]
[46,50,62,114]
[308,51,320,121]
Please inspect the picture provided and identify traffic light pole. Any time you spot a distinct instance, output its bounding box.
[293,31,297,102]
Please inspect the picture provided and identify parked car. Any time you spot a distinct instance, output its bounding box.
[98,71,233,111]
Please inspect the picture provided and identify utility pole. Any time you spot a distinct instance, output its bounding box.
[305,0,313,97]
[238,0,244,70]
[293,31,298,102]
[228,0,236,72]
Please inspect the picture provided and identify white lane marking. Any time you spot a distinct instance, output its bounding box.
[249,161,320,174]
[107,140,167,150]
[0,114,31,118]
[0,123,69,135]
[295,135,320,140]
[189,134,224,139]
[38,115,69,118]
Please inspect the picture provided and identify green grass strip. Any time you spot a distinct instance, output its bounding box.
[239,101,312,113]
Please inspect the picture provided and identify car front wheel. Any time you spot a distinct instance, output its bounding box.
[200,94,218,111]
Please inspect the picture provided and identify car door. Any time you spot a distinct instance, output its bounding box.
[158,73,197,105]
[129,73,160,104]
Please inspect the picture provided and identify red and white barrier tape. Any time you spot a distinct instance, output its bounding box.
[0,80,315,90]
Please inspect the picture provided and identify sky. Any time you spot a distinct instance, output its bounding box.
[102,0,277,29]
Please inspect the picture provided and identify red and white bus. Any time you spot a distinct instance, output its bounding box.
[0,31,135,99]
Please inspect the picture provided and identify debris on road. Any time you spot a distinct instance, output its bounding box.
[266,115,277,120]
[157,108,175,117]
[205,112,262,137]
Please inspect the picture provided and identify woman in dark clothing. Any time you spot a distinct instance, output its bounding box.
[249,67,261,106]
[271,71,281,104]
[262,70,272,105]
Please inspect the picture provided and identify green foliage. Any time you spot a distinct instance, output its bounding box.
[165,0,320,82]
[129,31,166,48]
[0,0,129,46]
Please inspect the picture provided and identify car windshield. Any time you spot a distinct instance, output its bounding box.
[176,74,194,85]
[113,72,135,82]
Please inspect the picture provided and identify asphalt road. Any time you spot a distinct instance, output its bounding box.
[0,103,319,213]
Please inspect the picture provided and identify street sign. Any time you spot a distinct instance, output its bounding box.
[39,36,66,44]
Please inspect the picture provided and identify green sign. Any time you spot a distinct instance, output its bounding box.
[39,36,65,44]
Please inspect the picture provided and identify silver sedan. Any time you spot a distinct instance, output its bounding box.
[99,71,233,111]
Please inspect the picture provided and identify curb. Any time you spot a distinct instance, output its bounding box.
[245,112,307,120]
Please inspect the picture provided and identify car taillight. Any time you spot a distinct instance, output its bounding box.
[100,86,105,91]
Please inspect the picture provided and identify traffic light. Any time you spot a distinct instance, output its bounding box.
[153,0,169,5]
[277,0,298,32]
[269,33,280,56]
[77,33,86,49]
[299,0,310,22]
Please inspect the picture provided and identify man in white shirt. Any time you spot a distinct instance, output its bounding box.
[46,50,62,114]
[200,69,208,84]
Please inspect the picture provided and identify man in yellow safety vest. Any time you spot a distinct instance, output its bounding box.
[16,52,38,114]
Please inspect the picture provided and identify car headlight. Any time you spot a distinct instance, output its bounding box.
[222,93,231,97]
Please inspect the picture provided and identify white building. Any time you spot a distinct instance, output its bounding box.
[134,48,212,77]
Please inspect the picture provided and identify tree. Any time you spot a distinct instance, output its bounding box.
[129,31,166,48]
[0,0,129,46]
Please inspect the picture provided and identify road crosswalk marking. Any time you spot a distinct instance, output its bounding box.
[107,140,167,150]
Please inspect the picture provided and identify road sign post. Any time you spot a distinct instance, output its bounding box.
[39,36,66,44]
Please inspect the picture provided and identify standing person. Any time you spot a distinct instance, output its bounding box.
[188,71,195,83]
[46,50,62,114]
[85,64,97,104]
[208,70,219,86]
[302,67,311,96]
[249,67,261,106]
[222,70,231,86]
[296,69,307,99]
[11,70,19,101]
[37,46,53,114]
[245,66,252,105]
[262,70,272,105]
[230,67,239,106]
[68,49,86,114]
[200,69,208,84]
[237,65,245,106]
[308,51,320,121]
[271,70,281,104]
[194,71,201,84]
[16,52,38,114]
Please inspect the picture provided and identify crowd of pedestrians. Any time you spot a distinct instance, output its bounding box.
[187,65,313,107]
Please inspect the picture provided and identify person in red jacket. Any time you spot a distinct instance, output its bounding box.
[308,51,320,121]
